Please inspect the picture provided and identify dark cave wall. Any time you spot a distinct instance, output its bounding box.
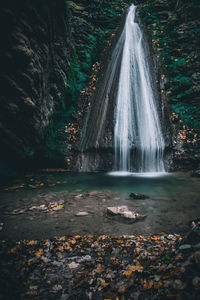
[0,0,129,177]
[0,0,73,175]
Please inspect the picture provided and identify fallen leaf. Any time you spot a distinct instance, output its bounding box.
[143,279,153,290]
[100,279,109,287]
[94,264,104,274]
[123,263,143,275]
[154,281,163,289]
[35,249,44,258]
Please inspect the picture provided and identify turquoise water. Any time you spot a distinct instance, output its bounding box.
[0,171,200,239]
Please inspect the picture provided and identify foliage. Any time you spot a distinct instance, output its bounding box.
[139,0,200,129]
[45,0,129,159]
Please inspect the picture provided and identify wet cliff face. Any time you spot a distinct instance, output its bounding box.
[0,0,129,178]
[139,0,200,170]
[0,0,199,177]
[0,0,74,176]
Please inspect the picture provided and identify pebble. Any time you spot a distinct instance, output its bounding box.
[74,194,83,200]
[75,212,89,216]
[77,255,92,262]
[179,244,192,250]
[68,262,79,269]
[173,279,187,290]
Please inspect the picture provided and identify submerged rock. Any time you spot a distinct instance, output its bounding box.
[129,193,149,200]
[107,206,146,222]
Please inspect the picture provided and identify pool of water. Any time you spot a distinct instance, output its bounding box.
[0,171,199,240]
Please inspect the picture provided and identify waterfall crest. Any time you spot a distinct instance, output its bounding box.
[114,5,165,172]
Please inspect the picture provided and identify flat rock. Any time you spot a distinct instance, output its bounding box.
[75,211,89,216]
[107,206,129,215]
[74,194,83,200]
[107,206,146,222]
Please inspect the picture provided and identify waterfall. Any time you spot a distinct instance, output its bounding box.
[114,4,165,173]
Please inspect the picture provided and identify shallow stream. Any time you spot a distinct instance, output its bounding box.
[0,171,199,240]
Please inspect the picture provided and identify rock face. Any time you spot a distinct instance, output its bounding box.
[0,0,199,177]
[0,0,129,178]
[0,0,73,175]
[139,0,200,171]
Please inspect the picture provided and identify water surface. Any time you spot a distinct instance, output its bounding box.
[0,171,199,240]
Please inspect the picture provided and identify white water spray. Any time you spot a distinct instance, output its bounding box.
[114,5,165,172]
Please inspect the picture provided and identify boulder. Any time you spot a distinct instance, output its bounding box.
[129,193,149,200]
[107,206,146,222]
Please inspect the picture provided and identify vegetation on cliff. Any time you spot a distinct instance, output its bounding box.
[139,0,200,169]
[0,0,199,176]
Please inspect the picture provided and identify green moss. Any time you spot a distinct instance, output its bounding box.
[139,0,200,129]
[171,103,200,128]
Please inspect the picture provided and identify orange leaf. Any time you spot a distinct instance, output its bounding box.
[35,249,44,258]
[123,263,143,276]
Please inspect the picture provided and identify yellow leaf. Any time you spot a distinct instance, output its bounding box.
[26,291,38,296]
[123,264,143,276]
[35,249,44,258]
[116,240,123,244]
[27,240,35,246]
[75,235,81,239]
[65,246,72,251]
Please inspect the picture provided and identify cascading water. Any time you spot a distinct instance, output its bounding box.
[114,4,165,173]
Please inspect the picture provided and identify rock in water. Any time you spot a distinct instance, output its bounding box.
[75,212,89,216]
[107,205,129,215]
[129,193,149,199]
[107,206,146,222]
